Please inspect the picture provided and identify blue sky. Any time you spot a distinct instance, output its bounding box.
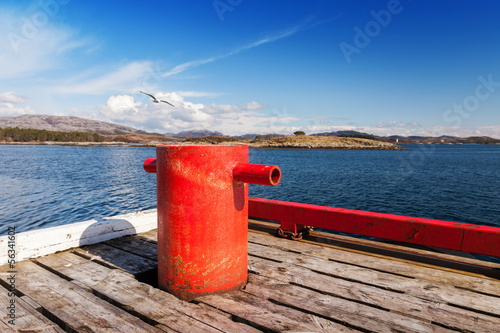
[1,0,500,137]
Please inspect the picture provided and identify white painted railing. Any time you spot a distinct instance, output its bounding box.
[0,209,158,265]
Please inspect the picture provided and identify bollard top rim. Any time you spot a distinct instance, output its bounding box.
[156,144,249,148]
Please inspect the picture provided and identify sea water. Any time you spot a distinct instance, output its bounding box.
[1,144,499,235]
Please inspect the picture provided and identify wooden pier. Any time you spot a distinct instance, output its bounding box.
[1,217,500,332]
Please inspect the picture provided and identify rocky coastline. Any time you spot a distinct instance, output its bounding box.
[0,135,406,150]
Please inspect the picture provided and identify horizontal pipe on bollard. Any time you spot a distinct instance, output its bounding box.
[233,163,281,186]
[248,197,500,258]
[143,158,157,174]
[144,158,281,186]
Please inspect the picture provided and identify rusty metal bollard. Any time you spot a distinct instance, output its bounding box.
[144,145,281,300]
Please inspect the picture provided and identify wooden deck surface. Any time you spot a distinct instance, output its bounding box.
[1,220,500,332]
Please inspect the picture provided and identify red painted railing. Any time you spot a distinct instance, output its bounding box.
[248,197,500,258]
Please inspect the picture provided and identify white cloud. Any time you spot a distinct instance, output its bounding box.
[95,92,300,135]
[0,92,34,116]
[243,101,264,110]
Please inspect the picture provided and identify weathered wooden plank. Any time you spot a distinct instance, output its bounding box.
[248,256,500,332]
[36,251,261,333]
[198,290,359,332]
[140,229,158,242]
[0,261,162,332]
[74,243,157,275]
[0,291,64,332]
[248,241,500,317]
[0,320,16,332]
[244,274,455,333]
[20,295,43,312]
[105,235,158,260]
[0,209,157,265]
[248,231,500,296]
[94,228,500,322]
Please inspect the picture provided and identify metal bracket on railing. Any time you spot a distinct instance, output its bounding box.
[275,226,312,241]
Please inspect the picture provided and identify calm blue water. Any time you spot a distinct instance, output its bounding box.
[1,144,499,236]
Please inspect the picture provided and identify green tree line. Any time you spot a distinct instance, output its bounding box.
[338,134,384,141]
[0,127,105,142]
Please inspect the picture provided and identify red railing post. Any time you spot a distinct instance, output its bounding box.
[248,197,500,258]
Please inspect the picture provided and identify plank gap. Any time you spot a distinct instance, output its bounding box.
[71,248,123,271]
[0,278,25,297]
[453,285,500,299]
[89,288,165,329]
[447,302,500,319]
[33,260,74,282]
[248,240,303,255]
[40,306,77,333]
[20,295,43,312]
[429,320,472,333]
[287,281,390,312]
[306,268,406,294]
[104,240,159,261]
[192,301,270,333]
[265,297,371,333]
[327,258,418,279]
[248,253,283,263]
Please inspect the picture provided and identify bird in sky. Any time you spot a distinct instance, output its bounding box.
[139,91,174,107]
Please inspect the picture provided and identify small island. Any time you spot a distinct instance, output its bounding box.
[182,134,405,150]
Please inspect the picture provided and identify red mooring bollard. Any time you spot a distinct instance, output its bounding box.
[144,145,281,300]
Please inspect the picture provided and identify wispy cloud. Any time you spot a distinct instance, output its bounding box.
[0,92,25,104]
[50,61,154,95]
[161,21,313,78]
[0,9,91,80]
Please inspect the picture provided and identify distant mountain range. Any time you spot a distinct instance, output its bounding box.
[1,115,499,144]
[168,130,224,137]
[312,130,373,137]
[0,115,139,135]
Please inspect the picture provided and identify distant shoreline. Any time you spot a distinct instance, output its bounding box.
[2,140,498,149]
[1,140,405,150]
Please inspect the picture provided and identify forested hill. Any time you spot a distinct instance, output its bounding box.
[0,127,105,142]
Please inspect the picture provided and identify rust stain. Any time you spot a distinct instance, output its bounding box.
[407,228,420,241]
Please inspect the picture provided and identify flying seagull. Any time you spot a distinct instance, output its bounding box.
[140,91,174,107]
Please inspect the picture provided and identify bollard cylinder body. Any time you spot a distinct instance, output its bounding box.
[156,145,251,300]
